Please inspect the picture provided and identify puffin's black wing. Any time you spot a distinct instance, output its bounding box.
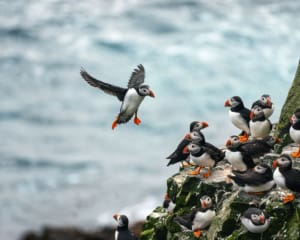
[240,108,251,123]
[80,68,127,101]
[166,139,190,166]
[229,170,267,186]
[174,209,197,229]
[203,143,225,162]
[284,169,300,192]
[127,64,145,88]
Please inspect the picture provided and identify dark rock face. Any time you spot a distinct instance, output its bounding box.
[21,221,144,240]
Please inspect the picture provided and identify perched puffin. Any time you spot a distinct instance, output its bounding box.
[183,140,224,177]
[241,207,271,233]
[113,214,138,240]
[251,94,274,119]
[80,64,155,129]
[289,108,300,158]
[225,135,278,172]
[163,194,176,213]
[249,105,272,139]
[272,154,300,203]
[166,121,209,167]
[228,164,274,194]
[224,96,251,142]
[173,195,215,238]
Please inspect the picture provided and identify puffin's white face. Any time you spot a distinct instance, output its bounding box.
[250,213,265,225]
[261,95,272,107]
[187,143,201,154]
[276,156,292,168]
[291,113,300,125]
[138,84,155,97]
[254,165,268,174]
[190,131,204,142]
[252,105,263,116]
[226,135,240,146]
[200,195,212,209]
[113,214,128,228]
[193,122,209,131]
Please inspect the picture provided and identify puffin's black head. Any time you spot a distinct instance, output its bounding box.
[113,214,129,229]
[290,108,300,124]
[189,121,209,132]
[224,96,244,108]
[199,195,213,209]
[253,164,272,177]
[248,209,267,225]
[225,135,240,147]
[137,84,155,98]
[272,154,292,170]
[261,94,272,107]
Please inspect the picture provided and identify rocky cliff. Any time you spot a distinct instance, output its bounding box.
[141,60,300,240]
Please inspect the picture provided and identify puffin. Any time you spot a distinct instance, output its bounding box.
[249,105,272,139]
[113,214,138,240]
[251,94,274,118]
[80,64,155,129]
[289,108,300,158]
[228,164,274,194]
[163,194,176,213]
[173,195,215,238]
[183,140,224,177]
[225,135,278,172]
[241,207,271,233]
[272,154,300,203]
[224,96,251,142]
[166,121,209,167]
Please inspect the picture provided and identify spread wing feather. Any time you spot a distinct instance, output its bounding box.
[80,68,127,101]
[127,64,145,88]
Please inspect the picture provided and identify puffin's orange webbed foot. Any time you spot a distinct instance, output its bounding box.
[134,116,142,125]
[291,146,300,158]
[202,169,211,178]
[112,120,118,130]
[182,161,192,167]
[189,166,202,175]
[193,229,201,238]
[283,194,295,203]
[239,134,249,143]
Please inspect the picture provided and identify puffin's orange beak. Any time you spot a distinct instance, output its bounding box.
[250,111,254,119]
[184,133,192,140]
[201,200,207,209]
[290,116,294,124]
[259,215,265,224]
[113,213,119,221]
[224,99,230,107]
[182,146,189,154]
[272,160,278,169]
[149,90,155,98]
[164,194,170,200]
[201,122,209,128]
[266,99,272,107]
[225,139,231,147]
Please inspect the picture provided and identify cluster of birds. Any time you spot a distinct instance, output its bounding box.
[163,95,300,238]
[80,65,300,239]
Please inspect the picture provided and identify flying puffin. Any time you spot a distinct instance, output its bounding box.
[173,195,215,238]
[228,164,274,194]
[166,121,209,167]
[113,214,138,240]
[163,194,176,213]
[241,207,271,233]
[289,108,300,158]
[183,140,224,177]
[272,154,300,203]
[225,135,278,172]
[224,96,251,142]
[251,94,274,119]
[80,64,155,129]
[249,105,272,139]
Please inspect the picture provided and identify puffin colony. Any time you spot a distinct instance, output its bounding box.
[80,65,300,239]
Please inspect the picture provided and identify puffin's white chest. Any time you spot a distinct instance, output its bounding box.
[264,107,274,119]
[115,230,119,240]
[225,150,247,171]
[229,111,250,133]
[120,89,144,118]
[241,180,274,193]
[273,168,286,189]
[190,153,214,168]
[249,120,271,138]
[192,210,215,230]
[290,126,300,144]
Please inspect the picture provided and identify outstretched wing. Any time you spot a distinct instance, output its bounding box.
[80,68,127,101]
[127,64,145,88]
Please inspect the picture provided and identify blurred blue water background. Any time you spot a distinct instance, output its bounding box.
[1,0,300,239]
